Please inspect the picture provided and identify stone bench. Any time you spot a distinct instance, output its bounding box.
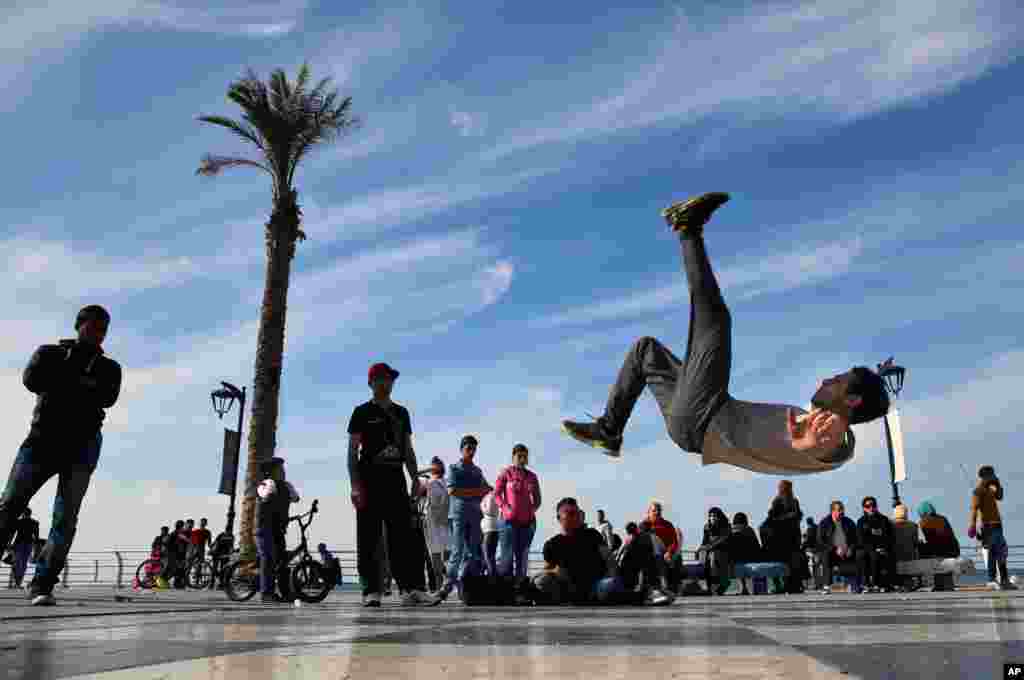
[896,557,975,591]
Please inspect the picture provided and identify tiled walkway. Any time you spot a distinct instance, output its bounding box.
[1,587,1021,679]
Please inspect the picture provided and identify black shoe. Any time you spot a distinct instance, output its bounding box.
[260,593,286,603]
[561,419,622,456]
[662,192,730,232]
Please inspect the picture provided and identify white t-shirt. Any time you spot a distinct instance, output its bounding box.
[832,522,848,551]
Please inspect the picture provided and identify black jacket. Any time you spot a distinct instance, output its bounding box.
[23,340,122,443]
[728,525,762,563]
[701,521,731,551]
[857,512,894,551]
[817,515,859,552]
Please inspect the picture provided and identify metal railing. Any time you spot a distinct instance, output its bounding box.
[5,544,1013,590]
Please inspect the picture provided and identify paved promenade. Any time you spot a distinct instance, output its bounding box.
[1,586,1021,679]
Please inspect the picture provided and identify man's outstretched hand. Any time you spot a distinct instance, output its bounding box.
[788,409,843,452]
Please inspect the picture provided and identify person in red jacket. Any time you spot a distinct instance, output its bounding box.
[646,501,684,591]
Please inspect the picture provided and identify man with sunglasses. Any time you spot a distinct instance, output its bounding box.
[562,193,890,474]
[856,496,895,593]
[0,305,122,606]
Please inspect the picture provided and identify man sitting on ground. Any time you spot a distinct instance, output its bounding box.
[817,500,863,594]
[535,498,669,605]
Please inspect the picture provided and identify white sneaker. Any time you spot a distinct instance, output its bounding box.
[646,588,671,606]
[362,592,382,607]
[31,593,56,606]
[988,581,1004,591]
[820,587,831,595]
[401,590,441,606]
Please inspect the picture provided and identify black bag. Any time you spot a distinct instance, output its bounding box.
[461,575,536,606]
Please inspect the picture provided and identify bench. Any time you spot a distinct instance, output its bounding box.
[896,557,976,591]
[678,560,789,594]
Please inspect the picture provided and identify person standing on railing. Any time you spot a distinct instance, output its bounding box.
[0,305,122,606]
[8,509,39,589]
[969,465,1015,591]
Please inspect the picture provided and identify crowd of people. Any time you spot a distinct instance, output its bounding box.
[0,292,1013,608]
[145,517,234,590]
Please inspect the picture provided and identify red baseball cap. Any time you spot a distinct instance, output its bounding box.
[368,362,400,384]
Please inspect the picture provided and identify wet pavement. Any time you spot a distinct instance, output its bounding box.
[2,586,1022,679]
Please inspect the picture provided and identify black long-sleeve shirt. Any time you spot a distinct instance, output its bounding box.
[23,339,122,444]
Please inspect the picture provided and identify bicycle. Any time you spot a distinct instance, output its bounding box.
[224,499,331,603]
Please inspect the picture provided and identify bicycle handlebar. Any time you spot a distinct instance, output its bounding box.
[288,499,319,525]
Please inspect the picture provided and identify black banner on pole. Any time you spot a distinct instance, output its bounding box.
[219,429,240,496]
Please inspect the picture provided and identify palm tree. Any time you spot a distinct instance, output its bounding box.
[197,64,358,561]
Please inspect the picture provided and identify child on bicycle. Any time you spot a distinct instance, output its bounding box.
[256,457,300,603]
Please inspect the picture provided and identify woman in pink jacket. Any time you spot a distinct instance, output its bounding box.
[494,444,542,578]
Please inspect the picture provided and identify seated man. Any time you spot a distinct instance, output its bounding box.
[534,498,669,606]
[562,193,890,475]
[699,507,732,595]
[644,502,683,592]
[817,500,863,594]
[857,496,895,592]
[727,512,762,595]
[890,504,919,563]
[916,501,960,559]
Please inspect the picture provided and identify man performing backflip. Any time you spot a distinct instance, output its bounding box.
[562,193,890,474]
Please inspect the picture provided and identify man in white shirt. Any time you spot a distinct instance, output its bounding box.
[562,193,891,475]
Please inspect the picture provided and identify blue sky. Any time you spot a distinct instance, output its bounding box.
[1,0,1022,555]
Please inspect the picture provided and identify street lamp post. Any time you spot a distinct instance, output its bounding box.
[211,382,246,537]
[878,358,906,509]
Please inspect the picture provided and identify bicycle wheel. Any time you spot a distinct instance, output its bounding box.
[223,560,258,602]
[187,559,213,589]
[135,559,161,589]
[291,560,331,603]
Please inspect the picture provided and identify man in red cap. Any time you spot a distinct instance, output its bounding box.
[347,362,437,607]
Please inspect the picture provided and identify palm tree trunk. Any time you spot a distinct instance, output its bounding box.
[238,189,301,562]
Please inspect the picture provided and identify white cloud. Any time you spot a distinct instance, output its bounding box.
[450,109,485,137]
[536,236,863,328]
[479,0,1022,161]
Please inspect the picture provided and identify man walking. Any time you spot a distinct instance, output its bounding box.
[562,193,890,473]
[969,465,1014,590]
[0,305,122,605]
[348,362,437,607]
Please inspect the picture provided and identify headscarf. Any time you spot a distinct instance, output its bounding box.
[916,500,936,517]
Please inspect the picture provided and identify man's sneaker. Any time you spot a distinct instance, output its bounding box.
[1002,581,1018,591]
[362,592,382,607]
[646,588,672,606]
[31,592,56,606]
[988,581,1004,591]
[401,590,442,606]
[561,420,622,457]
[662,192,730,232]
[820,586,831,595]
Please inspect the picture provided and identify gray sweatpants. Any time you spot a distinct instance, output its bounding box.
[603,232,731,453]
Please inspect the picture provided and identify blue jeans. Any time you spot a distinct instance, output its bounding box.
[982,525,1009,582]
[447,515,482,586]
[12,542,33,586]
[0,434,102,593]
[256,527,284,595]
[498,519,536,578]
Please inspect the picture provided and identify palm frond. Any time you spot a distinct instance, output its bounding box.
[269,68,291,116]
[196,115,264,149]
[196,154,272,177]
[293,63,312,99]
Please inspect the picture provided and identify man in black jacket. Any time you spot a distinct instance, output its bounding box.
[817,500,864,594]
[856,496,895,592]
[0,305,122,606]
